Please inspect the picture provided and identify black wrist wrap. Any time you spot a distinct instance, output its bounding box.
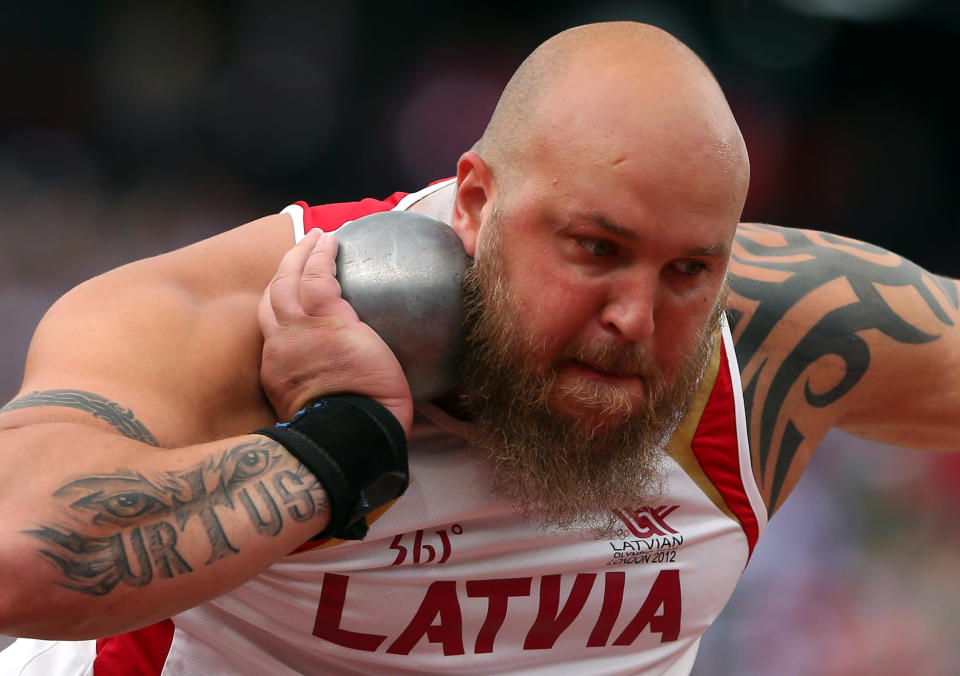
[255,395,408,541]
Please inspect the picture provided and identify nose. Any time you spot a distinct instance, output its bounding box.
[599,275,657,343]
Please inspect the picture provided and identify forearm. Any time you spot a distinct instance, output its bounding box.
[0,422,329,639]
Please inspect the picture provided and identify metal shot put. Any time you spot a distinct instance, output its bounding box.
[334,212,470,402]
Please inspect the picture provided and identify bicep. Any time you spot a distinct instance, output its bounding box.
[0,214,347,638]
[837,274,960,448]
[727,223,960,511]
[4,213,297,447]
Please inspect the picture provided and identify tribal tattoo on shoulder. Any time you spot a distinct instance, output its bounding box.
[727,223,958,511]
[25,440,327,596]
[1,389,159,446]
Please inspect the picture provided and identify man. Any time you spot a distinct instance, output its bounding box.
[0,21,957,674]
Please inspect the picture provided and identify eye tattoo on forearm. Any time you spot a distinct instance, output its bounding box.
[25,440,329,596]
[1,389,160,446]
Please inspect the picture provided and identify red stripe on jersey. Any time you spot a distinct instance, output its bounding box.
[689,344,759,559]
[296,193,408,234]
[295,178,455,235]
[94,619,175,675]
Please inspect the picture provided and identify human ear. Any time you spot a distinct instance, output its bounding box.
[452,150,494,258]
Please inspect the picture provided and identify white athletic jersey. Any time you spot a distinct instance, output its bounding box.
[1,181,767,675]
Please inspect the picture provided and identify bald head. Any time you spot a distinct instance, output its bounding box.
[475,22,749,197]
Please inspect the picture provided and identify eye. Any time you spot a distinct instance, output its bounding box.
[673,260,707,276]
[226,447,271,484]
[100,492,165,519]
[62,477,173,526]
[577,238,619,257]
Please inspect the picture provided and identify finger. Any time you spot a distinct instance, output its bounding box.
[267,229,323,322]
[303,229,339,281]
[299,233,357,319]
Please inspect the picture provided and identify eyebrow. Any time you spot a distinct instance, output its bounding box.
[582,212,730,258]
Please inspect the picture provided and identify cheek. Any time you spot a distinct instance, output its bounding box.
[654,292,718,359]
[506,266,600,345]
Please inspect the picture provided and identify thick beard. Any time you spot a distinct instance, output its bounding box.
[458,221,726,535]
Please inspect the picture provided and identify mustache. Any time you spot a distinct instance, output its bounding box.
[560,341,662,382]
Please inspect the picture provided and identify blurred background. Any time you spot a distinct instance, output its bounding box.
[1,0,958,671]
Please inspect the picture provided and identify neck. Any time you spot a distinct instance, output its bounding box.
[406,181,456,223]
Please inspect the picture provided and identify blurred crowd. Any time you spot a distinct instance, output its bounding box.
[1,0,958,671]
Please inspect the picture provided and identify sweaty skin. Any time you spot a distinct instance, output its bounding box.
[0,21,958,645]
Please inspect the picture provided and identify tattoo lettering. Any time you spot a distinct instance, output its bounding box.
[26,440,328,596]
[1,390,159,446]
[729,224,958,510]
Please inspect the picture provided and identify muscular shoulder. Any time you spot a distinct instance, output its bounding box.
[725,222,960,512]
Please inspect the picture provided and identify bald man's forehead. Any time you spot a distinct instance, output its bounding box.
[535,82,737,164]
[478,21,748,216]
[526,44,747,175]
